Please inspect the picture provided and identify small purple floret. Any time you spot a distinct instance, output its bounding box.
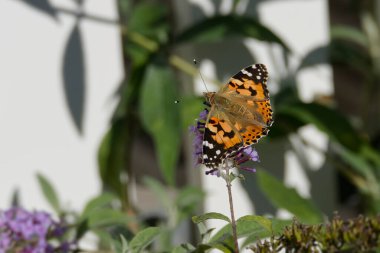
[199,109,209,121]
[189,109,209,165]
[0,207,75,253]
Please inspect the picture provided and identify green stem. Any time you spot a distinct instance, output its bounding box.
[225,167,239,253]
[56,5,221,86]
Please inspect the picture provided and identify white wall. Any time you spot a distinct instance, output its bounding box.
[0,0,122,213]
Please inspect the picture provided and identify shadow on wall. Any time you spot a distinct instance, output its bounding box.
[18,0,87,134]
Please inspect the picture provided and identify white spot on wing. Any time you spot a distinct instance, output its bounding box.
[242,69,252,77]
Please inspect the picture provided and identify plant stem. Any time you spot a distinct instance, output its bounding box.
[225,167,239,253]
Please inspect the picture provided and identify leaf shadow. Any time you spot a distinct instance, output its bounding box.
[19,0,58,20]
[63,22,86,134]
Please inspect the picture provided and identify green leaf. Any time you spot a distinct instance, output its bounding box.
[140,63,181,185]
[298,41,370,74]
[334,145,379,198]
[192,212,231,224]
[81,193,117,217]
[86,209,130,228]
[331,25,368,47]
[97,118,129,201]
[297,46,329,70]
[176,187,204,220]
[176,15,290,52]
[129,227,161,253]
[128,2,169,43]
[10,188,20,208]
[278,102,362,152]
[210,217,291,246]
[120,234,129,253]
[242,219,291,247]
[237,215,272,233]
[75,219,89,241]
[144,177,172,210]
[180,96,204,130]
[257,171,323,224]
[36,173,60,213]
[171,243,195,253]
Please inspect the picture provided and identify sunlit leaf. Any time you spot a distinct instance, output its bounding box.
[171,243,195,253]
[242,219,291,247]
[237,215,272,233]
[257,171,323,224]
[210,217,291,246]
[192,212,231,224]
[331,25,368,47]
[120,234,129,253]
[81,193,117,217]
[86,209,129,228]
[129,227,161,253]
[140,63,181,185]
[36,173,60,214]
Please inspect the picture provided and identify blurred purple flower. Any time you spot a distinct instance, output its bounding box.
[0,207,75,253]
[189,109,208,166]
[232,145,260,173]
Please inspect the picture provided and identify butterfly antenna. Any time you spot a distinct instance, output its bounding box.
[193,59,209,93]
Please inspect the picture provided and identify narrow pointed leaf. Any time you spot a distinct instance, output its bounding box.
[278,102,362,152]
[36,173,60,213]
[257,170,323,224]
[140,63,180,185]
[237,215,272,233]
[176,15,290,52]
[129,227,161,252]
[192,212,231,224]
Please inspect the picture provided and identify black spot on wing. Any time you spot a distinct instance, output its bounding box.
[202,128,226,168]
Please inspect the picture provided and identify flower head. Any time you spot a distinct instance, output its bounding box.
[189,109,209,166]
[0,207,76,253]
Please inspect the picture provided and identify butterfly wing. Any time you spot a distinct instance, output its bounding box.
[216,64,273,146]
[202,108,243,168]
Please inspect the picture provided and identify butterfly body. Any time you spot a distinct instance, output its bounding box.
[201,64,273,169]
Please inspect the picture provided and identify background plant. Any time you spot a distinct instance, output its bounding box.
[6,0,380,251]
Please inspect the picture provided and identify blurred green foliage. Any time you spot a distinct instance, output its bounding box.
[11,0,380,251]
[95,0,380,249]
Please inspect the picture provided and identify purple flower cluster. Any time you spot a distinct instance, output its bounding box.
[0,207,74,253]
[189,109,260,175]
[189,109,208,166]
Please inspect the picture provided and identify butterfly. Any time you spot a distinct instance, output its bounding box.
[201,64,273,169]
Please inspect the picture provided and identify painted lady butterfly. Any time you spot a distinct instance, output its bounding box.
[200,64,273,169]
